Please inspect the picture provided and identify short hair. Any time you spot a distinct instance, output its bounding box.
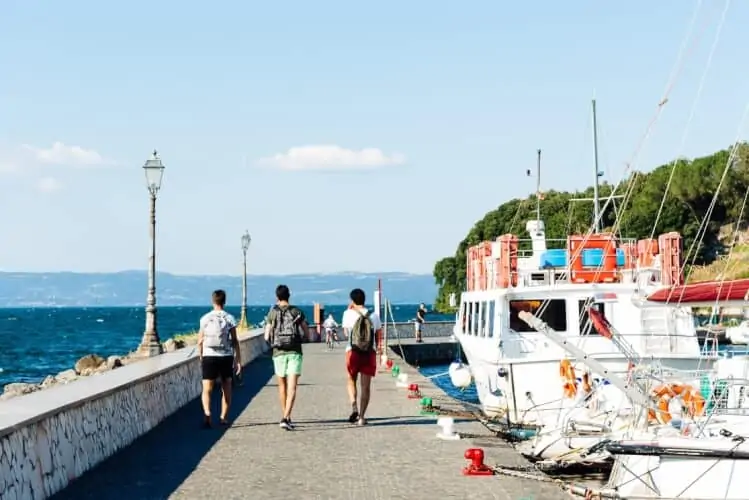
[276,284,290,301]
[212,289,227,307]
[350,288,365,306]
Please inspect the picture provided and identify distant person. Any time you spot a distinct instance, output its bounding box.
[342,288,382,426]
[323,313,339,349]
[264,284,309,430]
[198,289,242,428]
[415,303,427,343]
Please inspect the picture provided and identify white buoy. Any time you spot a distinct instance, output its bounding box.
[436,416,460,440]
[396,373,409,388]
[482,393,505,419]
[448,362,472,389]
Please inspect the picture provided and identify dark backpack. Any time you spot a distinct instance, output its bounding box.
[270,306,302,349]
[350,309,374,353]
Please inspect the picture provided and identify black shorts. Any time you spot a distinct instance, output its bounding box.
[201,356,234,381]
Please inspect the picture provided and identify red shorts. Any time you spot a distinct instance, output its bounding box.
[345,350,377,378]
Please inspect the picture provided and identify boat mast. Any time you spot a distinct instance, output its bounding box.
[592,99,602,233]
[536,148,541,220]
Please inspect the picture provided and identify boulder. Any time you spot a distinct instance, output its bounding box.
[74,354,105,374]
[163,339,178,352]
[56,369,78,382]
[106,356,123,370]
[40,375,57,388]
[2,382,39,398]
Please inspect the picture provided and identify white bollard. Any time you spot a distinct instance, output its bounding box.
[436,416,460,440]
[395,373,409,388]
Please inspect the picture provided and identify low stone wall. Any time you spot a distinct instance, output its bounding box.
[385,320,455,339]
[0,329,268,500]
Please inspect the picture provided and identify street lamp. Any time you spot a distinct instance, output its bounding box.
[138,150,165,356]
[239,230,251,329]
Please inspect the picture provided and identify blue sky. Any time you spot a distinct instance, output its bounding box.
[0,0,746,275]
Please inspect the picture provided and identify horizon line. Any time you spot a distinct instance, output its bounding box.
[0,269,432,278]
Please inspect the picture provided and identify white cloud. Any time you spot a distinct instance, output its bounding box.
[37,176,62,193]
[257,145,406,171]
[22,142,112,167]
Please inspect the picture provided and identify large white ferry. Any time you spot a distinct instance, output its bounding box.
[454,219,719,426]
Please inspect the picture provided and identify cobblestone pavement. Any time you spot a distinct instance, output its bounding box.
[54,345,570,500]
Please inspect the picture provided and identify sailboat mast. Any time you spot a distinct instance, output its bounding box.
[536,149,541,221]
[592,99,601,233]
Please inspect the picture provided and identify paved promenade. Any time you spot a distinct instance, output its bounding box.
[53,345,568,500]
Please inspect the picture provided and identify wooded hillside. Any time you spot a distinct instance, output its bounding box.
[432,144,749,312]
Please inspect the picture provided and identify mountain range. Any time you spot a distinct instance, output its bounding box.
[0,271,437,307]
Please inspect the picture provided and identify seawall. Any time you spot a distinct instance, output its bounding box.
[0,330,268,500]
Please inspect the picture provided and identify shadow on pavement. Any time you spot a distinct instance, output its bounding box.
[51,355,274,500]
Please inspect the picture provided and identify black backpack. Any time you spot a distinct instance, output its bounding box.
[270,306,302,349]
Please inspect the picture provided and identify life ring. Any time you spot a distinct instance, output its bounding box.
[560,359,577,398]
[648,383,706,424]
[587,307,613,339]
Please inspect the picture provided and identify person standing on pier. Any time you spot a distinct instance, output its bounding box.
[197,289,242,428]
[342,288,382,426]
[264,284,309,430]
[414,303,427,343]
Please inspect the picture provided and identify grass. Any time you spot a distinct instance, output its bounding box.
[687,244,749,283]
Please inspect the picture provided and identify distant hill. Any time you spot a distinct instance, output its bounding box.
[0,271,436,307]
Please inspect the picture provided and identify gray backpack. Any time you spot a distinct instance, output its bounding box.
[203,312,231,349]
[271,306,302,349]
[350,310,374,353]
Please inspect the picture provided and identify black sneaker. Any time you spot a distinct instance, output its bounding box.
[286,419,296,430]
[202,415,212,429]
[348,411,359,424]
[279,418,291,430]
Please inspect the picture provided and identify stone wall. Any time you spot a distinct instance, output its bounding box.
[384,320,455,339]
[0,330,268,500]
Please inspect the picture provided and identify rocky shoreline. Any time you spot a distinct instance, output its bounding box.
[0,334,200,401]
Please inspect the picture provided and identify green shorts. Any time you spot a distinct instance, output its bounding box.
[273,352,303,378]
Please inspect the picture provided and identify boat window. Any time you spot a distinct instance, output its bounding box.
[486,300,496,337]
[471,302,479,335]
[477,301,485,336]
[578,301,605,335]
[459,301,467,334]
[509,299,567,332]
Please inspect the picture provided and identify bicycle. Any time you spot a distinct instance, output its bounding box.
[325,328,338,349]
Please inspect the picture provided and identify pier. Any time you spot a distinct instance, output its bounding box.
[0,326,569,500]
[51,344,566,500]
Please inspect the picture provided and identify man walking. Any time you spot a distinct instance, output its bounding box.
[198,289,242,428]
[264,284,309,430]
[415,303,427,343]
[342,288,382,426]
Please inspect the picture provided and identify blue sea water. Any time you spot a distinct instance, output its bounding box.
[0,304,450,388]
[419,364,480,404]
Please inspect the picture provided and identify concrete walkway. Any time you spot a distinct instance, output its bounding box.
[54,345,569,500]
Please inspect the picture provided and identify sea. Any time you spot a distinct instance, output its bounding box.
[0,304,453,388]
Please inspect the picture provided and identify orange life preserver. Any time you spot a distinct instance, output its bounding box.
[560,359,577,398]
[648,383,706,424]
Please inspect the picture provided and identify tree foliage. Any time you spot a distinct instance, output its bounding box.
[432,144,749,313]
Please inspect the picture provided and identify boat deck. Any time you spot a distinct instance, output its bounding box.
[52,345,569,500]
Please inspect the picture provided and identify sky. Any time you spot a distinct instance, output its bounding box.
[0,0,747,276]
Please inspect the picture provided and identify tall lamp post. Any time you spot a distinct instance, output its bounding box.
[239,230,251,329]
[139,150,165,356]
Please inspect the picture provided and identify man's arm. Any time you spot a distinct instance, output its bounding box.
[197,329,204,360]
[263,310,274,343]
[300,319,310,339]
[230,327,242,372]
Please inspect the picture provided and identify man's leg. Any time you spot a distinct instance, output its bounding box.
[201,357,217,427]
[357,352,377,425]
[219,357,233,423]
[273,353,289,424]
[345,350,360,422]
[281,353,302,429]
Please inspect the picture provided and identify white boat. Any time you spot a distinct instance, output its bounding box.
[454,215,717,427]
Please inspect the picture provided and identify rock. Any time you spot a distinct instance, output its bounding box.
[41,375,57,388]
[2,382,39,397]
[106,356,122,370]
[163,339,178,352]
[74,354,105,374]
[56,369,78,383]
[80,368,95,376]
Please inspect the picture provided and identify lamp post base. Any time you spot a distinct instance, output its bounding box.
[137,332,163,357]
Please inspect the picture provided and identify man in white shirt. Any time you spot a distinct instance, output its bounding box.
[341,288,382,426]
[322,313,339,348]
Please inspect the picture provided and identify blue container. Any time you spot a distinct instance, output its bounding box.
[540,249,567,268]
[581,248,626,267]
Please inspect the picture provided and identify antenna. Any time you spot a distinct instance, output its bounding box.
[526,150,542,220]
[592,99,602,232]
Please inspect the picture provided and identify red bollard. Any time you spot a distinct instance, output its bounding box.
[407,383,421,399]
[462,448,494,476]
[386,359,394,369]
